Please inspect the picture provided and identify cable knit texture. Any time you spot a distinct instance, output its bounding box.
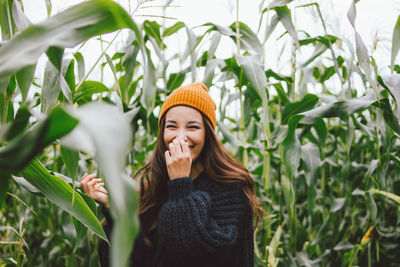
[98,172,254,267]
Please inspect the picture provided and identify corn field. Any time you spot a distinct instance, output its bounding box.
[1,0,400,266]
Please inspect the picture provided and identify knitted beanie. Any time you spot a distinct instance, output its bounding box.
[159,82,217,129]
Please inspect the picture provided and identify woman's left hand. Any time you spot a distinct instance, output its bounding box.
[165,138,192,179]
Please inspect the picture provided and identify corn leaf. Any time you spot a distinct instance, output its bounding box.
[273,6,299,48]
[347,0,377,95]
[281,94,318,124]
[230,22,263,56]
[61,102,138,267]
[163,21,185,37]
[73,52,85,82]
[0,106,78,172]
[73,81,109,105]
[300,93,376,125]
[283,115,302,179]
[141,48,157,117]
[0,0,143,79]
[369,188,400,206]
[391,15,400,71]
[19,158,107,242]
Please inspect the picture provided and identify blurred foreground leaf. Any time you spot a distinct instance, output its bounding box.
[61,102,138,267]
[0,106,78,173]
[0,0,143,79]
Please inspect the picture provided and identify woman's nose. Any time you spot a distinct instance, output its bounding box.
[176,130,187,141]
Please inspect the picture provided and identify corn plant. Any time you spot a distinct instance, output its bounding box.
[1,0,400,266]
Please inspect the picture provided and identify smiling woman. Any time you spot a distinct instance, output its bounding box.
[81,82,263,266]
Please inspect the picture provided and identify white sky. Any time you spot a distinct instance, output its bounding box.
[20,0,400,94]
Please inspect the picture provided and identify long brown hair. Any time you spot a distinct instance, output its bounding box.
[134,111,263,246]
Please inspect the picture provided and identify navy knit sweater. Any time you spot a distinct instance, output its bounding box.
[99,172,254,267]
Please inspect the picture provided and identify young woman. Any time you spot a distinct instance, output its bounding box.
[80,82,262,267]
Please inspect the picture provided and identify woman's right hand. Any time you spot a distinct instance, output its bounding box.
[80,173,109,208]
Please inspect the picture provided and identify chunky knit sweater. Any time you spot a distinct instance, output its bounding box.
[99,172,254,267]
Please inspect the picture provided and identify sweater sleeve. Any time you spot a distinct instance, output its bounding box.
[98,207,113,267]
[157,177,247,256]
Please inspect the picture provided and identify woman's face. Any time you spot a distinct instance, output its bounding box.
[163,106,206,162]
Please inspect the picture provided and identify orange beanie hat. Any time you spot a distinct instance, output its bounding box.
[159,82,217,129]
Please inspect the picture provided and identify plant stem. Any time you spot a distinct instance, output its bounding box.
[235,0,240,53]
[76,31,121,90]
[239,86,248,168]
[6,0,14,39]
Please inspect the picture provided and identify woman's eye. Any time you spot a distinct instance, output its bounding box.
[189,126,200,129]
[166,125,176,128]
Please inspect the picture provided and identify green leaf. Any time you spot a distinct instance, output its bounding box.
[391,15,400,71]
[0,0,144,79]
[44,0,52,16]
[12,0,31,31]
[273,6,299,47]
[41,59,61,114]
[64,59,76,97]
[60,146,79,180]
[19,158,107,242]
[123,44,139,95]
[218,122,241,146]
[203,22,235,36]
[235,54,269,136]
[333,240,354,251]
[313,118,327,148]
[0,226,30,251]
[373,98,400,135]
[15,64,35,104]
[163,21,185,37]
[369,188,400,206]
[203,59,224,88]
[166,73,185,91]
[366,192,377,222]
[185,26,198,81]
[73,52,85,82]
[74,81,110,105]
[203,32,222,86]
[263,14,279,43]
[283,115,303,179]
[302,143,320,216]
[0,0,15,40]
[380,75,400,117]
[281,94,318,124]
[301,43,328,68]
[143,20,162,48]
[0,171,10,206]
[300,93,376,125]
[281,173,296,246]
[330,197,345,213]
[4,106,30,141]
[61,102,138,267]
[234,54,268,102]
[266,69,293,83]
[230,21,263,55]
[266,223,284,266]
[45,46,64,72]
[105,53,123,102]
[347,0,377,95]
[0,106,78,172]
[141,49,157,117]
[311,214,330,246]
[11,175,41,194]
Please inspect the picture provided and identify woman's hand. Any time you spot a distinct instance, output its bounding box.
[165,138,192,179]
[80,173,109,207]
